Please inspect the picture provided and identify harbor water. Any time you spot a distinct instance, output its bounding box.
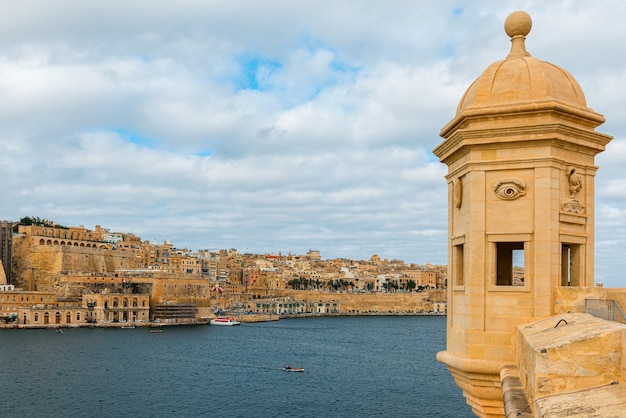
[0,316,472,417]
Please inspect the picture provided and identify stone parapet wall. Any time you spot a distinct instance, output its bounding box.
[553,286,607,314]
[605,289,626,314]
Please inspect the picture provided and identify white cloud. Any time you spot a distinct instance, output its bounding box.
[1,0,625,285]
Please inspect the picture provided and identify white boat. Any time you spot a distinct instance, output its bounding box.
[210,317,240,326]
[283,365,304,372]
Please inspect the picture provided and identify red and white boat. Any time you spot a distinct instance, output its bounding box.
[210,317,241,326]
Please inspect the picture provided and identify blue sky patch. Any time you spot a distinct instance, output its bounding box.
[443,41,458,58]
[196,149,214,157]
[235,54,282,91]
[113,128,158,148]
[301,34,361,78]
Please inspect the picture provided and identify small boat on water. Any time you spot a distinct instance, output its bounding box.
[210,317,241,326]
[150,329,163,333]
[283,365,304,372]
[121,325,136,329]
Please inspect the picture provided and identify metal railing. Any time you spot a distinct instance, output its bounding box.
[585,298,626,324]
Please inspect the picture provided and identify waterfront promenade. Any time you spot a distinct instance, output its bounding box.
[1,309,446,329]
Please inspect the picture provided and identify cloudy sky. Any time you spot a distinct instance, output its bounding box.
[1,1,624,285]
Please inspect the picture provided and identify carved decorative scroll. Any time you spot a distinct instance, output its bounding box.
[493,177,526,200]
[562,200,585,214]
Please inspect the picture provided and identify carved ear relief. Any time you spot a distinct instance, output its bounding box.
[453,177,462,209]
[493,177,526,200]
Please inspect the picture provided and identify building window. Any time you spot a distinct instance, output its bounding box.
[496,242,524,286]
[453,244,464,286]
[561,244,581,286]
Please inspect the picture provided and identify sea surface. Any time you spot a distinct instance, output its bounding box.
[0,316,472,417]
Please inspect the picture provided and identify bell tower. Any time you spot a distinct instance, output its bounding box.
[434,11,612,417]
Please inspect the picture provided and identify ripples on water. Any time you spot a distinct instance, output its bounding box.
[0,316,471,417]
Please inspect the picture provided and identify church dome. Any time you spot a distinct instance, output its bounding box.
[456,11,587,116]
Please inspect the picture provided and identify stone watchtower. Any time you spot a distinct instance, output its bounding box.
[434,11,612,417]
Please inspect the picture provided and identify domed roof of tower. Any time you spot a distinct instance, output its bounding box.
[456,11,587,116]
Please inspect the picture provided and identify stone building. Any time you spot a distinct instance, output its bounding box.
[153,302,197,324]
[0,260,6,284]
[82,293,150,324]
[14,293,150,326]
[246,297,339,315]
[434,11,617,417]
[1,287,56,321]
[0,221,14,283]
[401,268,436,288]
[11,224,140,291]
[18,305,85,327]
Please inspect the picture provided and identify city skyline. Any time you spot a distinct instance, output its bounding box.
[1,1,624,286]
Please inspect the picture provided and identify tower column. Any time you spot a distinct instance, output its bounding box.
[434,11,612,417]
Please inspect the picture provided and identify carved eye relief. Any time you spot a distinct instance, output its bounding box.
[494,178,526,200]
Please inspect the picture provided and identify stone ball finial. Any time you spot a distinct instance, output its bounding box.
[504,11,532,38]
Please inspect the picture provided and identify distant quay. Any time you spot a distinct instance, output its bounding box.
[272,311,445,320]
[1,310,445,329]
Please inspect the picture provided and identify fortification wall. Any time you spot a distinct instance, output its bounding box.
[12,238,139,292]
[271,289,443,313]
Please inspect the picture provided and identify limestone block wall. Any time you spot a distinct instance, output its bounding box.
[12,237,139,292]
[606,289,626,314]
[274,289,439,313]
[553,286,606,313]
[517,312,626,403]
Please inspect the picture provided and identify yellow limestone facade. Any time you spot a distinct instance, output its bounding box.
[434,11,612,417]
